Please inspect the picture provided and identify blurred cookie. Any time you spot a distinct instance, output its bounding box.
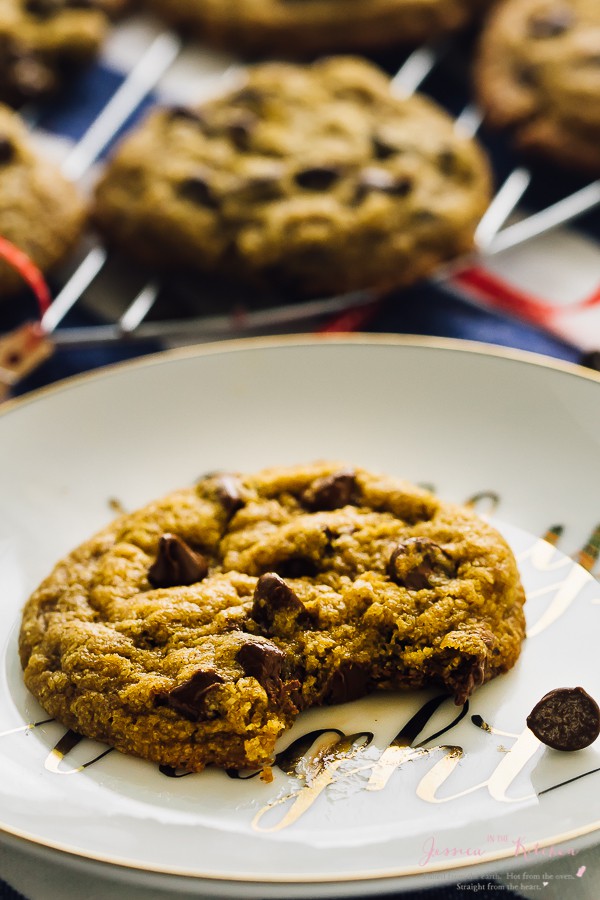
[476,0,600,173]
[0,104,86,295]
[0,0,116,106]
[147,0,489,56]
[94,57,491,300]
[20,462,526,773]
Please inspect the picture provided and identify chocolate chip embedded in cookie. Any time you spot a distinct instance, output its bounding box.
[527,687,600,751]
[19,462,526,772]
[475,0,600,173]
[0,0,114,107]
[93,56,492,301]
[0,104,86,296]
[145,0,491,57]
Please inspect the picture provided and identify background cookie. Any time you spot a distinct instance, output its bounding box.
[20,463,526,773]
[146,0,490,56]
[0,0,114,106]
[475,0,600,173]
[93,57,491,301]
[0,104,86,295]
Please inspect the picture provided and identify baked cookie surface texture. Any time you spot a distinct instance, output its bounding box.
[20,463,526,773]
[93,57,491,300]
[0,104,86,295]
[147,0,488,56]
[476,0,600,173]
[0,0,112,106]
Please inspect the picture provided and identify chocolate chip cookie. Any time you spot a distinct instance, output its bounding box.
[20,463,526,773]
[0,104,86,296]
[0,0,116,106]
[93,57,491,301]
[475,0,600,173]
[147,0,488,57]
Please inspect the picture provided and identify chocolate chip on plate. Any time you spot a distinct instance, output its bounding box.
[148,533,209,588]
[526,687,600,751]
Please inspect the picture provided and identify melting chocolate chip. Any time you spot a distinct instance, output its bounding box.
[453,657,487,706]
[302,469,358,511]
[0,137,14,164]
[252,572,304,628]
[516,64,539,88]
[237,638,284,681]
[323,662,369,705]
[527,9,573,38]
[387,537,453,590]
[177,175,218,209]
[148,534,209,588]
[527,687,600,751]
[157,670,224,721]
[237,638,287,702]
[294,166,341,191]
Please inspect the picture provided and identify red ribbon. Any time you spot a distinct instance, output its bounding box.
[0,235,52,319]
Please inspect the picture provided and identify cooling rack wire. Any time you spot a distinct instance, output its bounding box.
[1,27,599,398]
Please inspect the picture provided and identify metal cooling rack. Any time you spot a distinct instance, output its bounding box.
[2,25,600,392]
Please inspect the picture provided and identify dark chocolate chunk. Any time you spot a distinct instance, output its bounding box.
[252,572,304,628]
[177,174,218,209]
[0,137,14,164]
[148,533,209,588]
[527,687,600,751]
[302,469,358,511]
[294,166,341,191]
[452,657,487,706]
[387,537,453,590]
[237,638,285,681]
[157,670,224,721]
[213,474,244,516]
[527,8,573,38]
[323,662,369,705]
[237,638,287,702]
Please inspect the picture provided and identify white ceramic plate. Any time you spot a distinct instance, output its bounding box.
[2,335,600,897]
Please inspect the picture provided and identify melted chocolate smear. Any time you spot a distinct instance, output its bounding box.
[148,534,209,588]
[527,687,600,751]
[157,670,224,722]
